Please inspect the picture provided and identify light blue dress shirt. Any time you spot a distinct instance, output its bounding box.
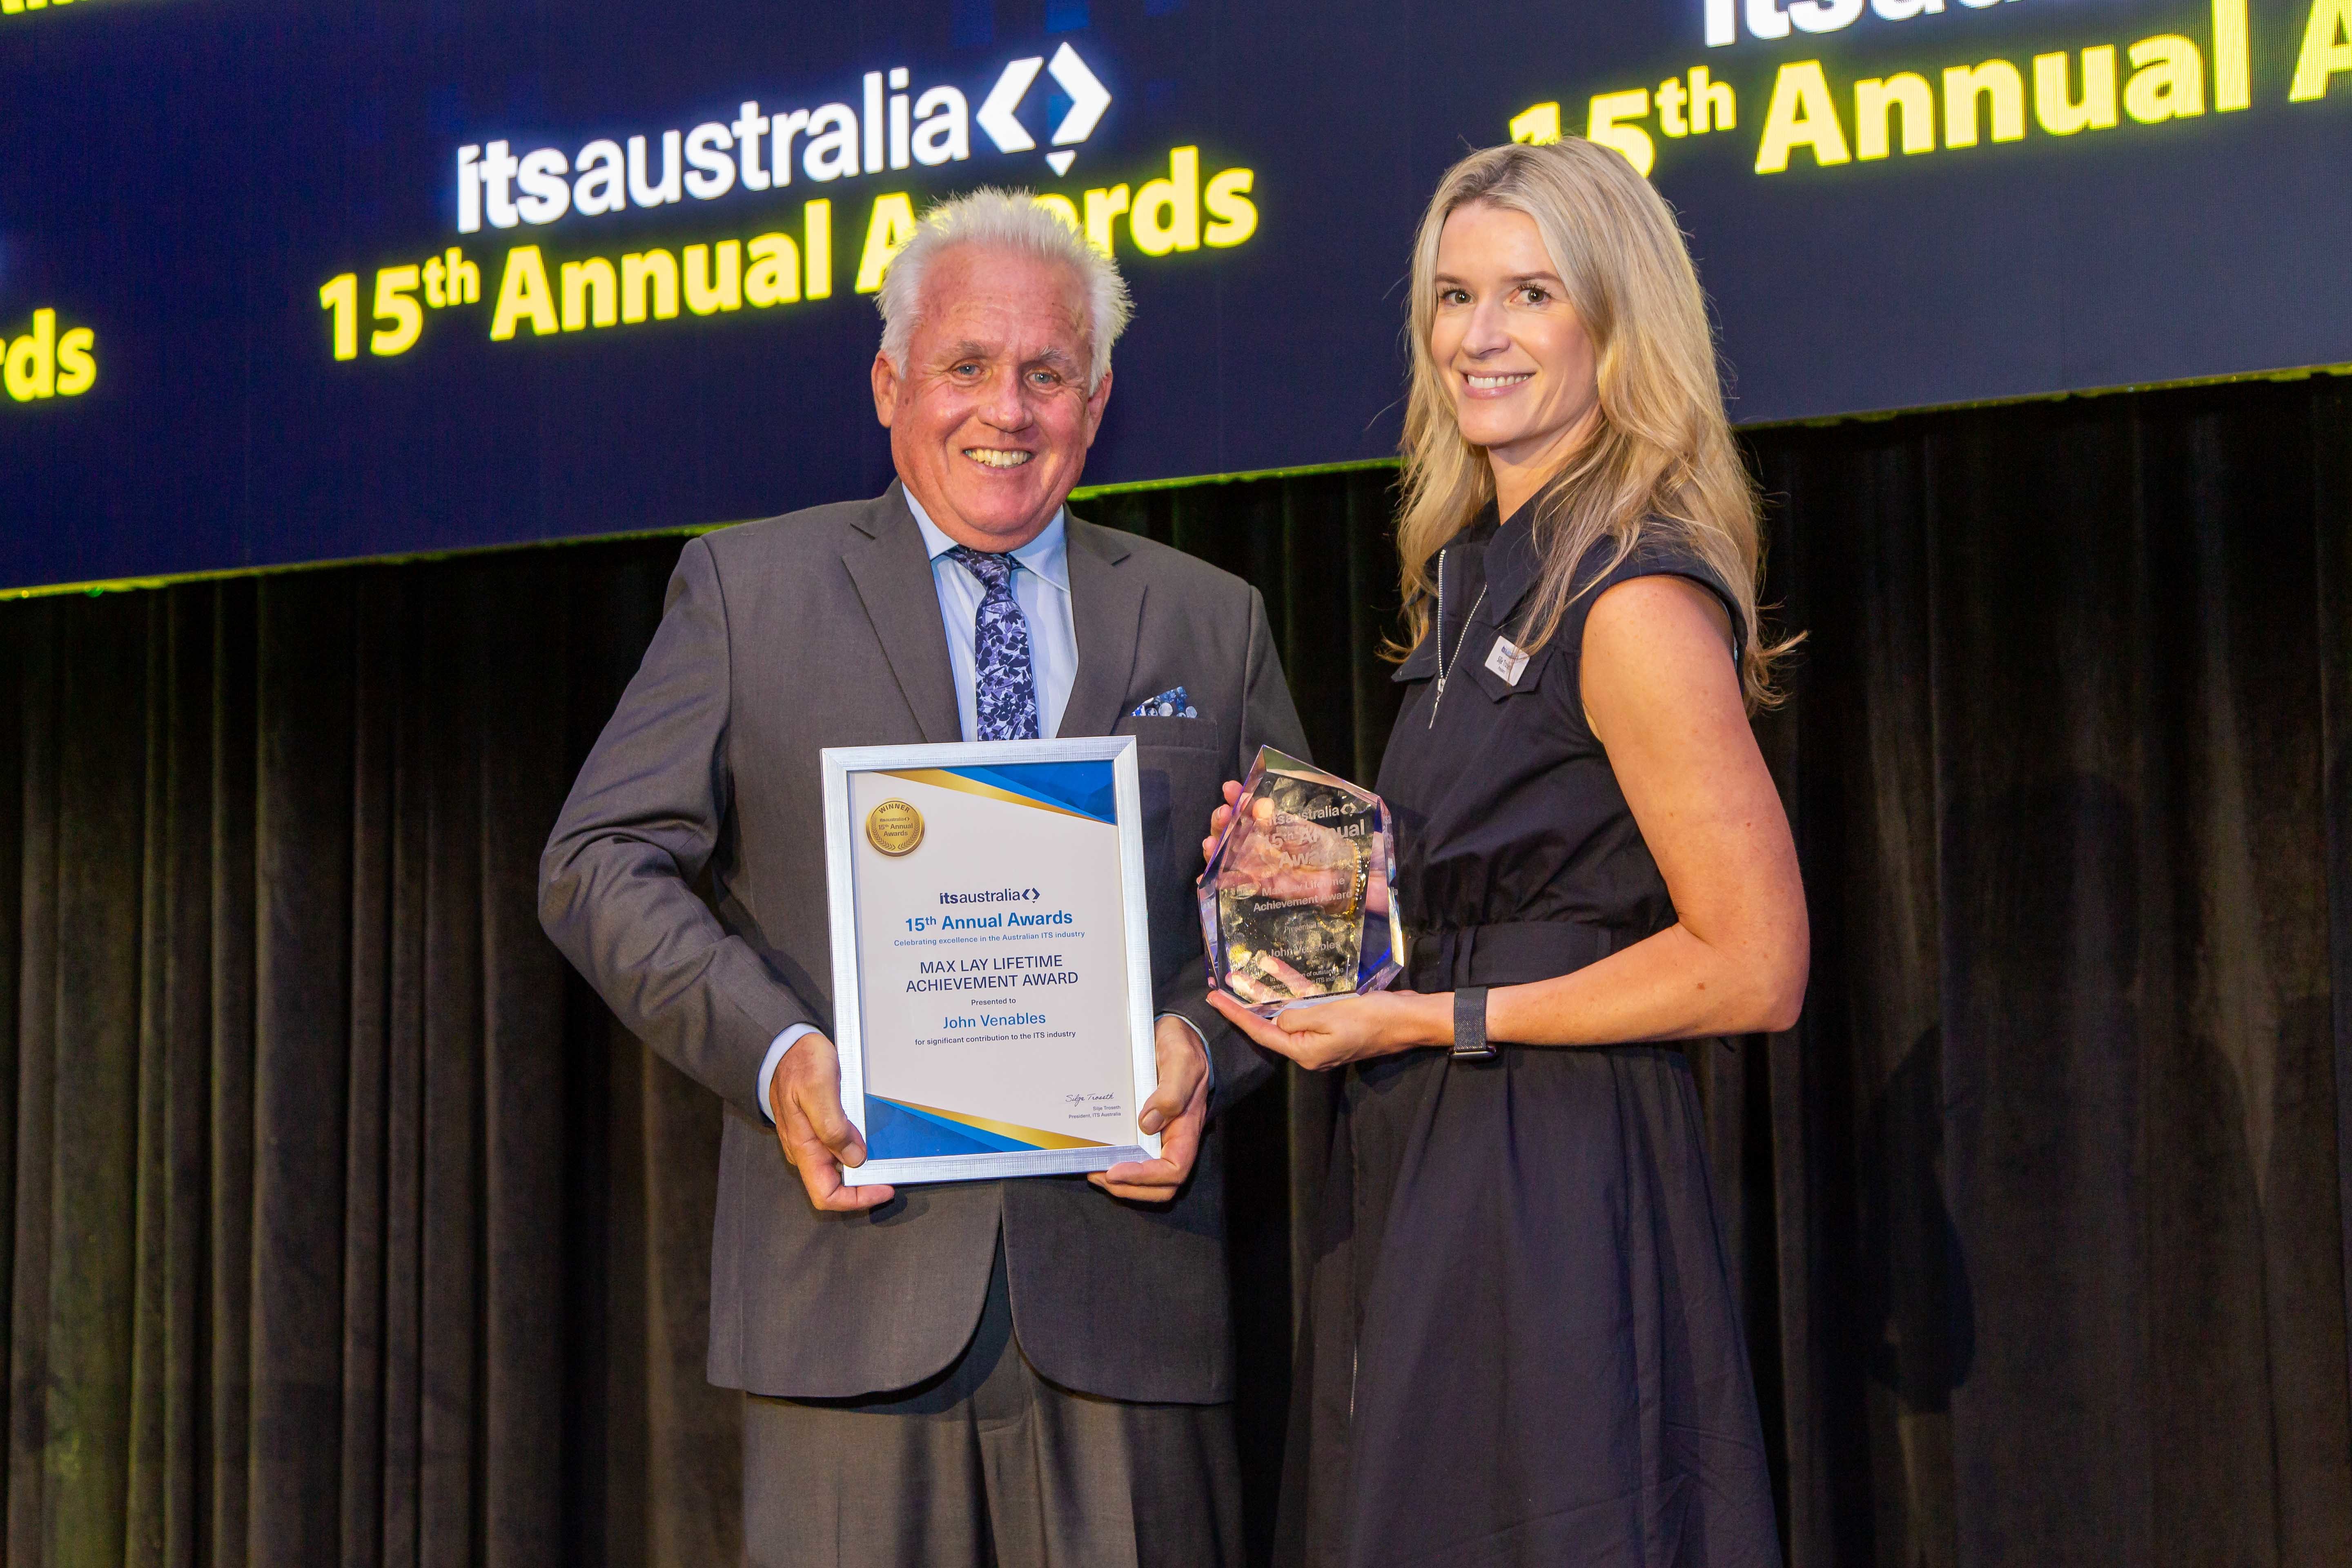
[757,490,1083,1120]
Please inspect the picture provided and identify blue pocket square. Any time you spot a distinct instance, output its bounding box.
[1130,686,1197,719]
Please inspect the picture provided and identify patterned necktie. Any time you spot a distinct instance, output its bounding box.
[947,546,1040,741]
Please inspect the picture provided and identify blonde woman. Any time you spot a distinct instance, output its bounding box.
[1207,141,1805,1565]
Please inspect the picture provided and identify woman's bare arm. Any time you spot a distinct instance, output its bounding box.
[1483,574,1806,1044]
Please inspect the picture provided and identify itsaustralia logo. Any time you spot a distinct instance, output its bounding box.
[323,38,1257,361]
[1702,0,2023,49]
[456,45,1116,236]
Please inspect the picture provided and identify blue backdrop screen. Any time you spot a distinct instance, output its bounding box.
[3,0,2347,588]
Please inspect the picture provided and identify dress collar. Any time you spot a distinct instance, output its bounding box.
[903,487,1071,594]
[1484,494,1545,632]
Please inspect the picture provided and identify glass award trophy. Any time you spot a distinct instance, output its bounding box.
[1198,747,1405,1016]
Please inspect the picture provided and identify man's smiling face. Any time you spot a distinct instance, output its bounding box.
[872,243,1112,552]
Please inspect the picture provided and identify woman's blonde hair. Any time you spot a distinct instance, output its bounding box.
[1396,138,1789,708]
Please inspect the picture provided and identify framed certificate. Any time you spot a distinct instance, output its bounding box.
[820,737,1160,1185]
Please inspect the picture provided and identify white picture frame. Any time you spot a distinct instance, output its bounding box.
[820,737,1160,1185]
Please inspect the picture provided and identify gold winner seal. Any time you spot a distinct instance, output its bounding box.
[864,799,924,857]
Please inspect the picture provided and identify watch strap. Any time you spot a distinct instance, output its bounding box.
[1452,986,1495,1060]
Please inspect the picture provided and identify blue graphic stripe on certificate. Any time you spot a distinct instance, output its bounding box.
[865,1097,1038,1158]
[947,760,1116,824]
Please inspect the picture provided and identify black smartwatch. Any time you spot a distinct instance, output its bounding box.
[1451,986,1495,1060]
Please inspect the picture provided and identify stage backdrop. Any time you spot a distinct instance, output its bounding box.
[1,375,2347,1567]
[4,0,2351,589]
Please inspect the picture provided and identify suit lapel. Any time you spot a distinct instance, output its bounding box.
[842,485,962,744]
[1060,517,1143,739]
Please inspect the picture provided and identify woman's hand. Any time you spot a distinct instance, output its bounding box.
[1207,988,1446,1072]
[1200,779,1392,917]
[1201,782,1354,906]
[1201,780,1243,863]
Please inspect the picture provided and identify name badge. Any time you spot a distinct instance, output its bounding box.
[1484,636,1530,687]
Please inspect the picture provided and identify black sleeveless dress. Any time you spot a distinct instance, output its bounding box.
[1275,501,1782,1568]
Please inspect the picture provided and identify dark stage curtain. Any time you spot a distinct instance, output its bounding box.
[2,374,2348,1566]
[1742,378,2352,1567]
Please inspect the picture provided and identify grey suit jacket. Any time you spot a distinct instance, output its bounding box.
[540,484,1308,1403]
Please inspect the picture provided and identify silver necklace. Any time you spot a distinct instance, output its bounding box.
[1428,545,1488,729]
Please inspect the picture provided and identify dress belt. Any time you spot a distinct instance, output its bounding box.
[1405,919,1616,993]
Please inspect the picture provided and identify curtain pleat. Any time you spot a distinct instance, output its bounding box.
[341,576,393,1568]
[0,617,19,1568]
[474,564,572,1565]
[2321,384,2352,1495]
[205,585,256,1568]
[2,376,2348,1566]
[7,604,54,1568]
[252,578,356,1559]
[51,595,145,1568]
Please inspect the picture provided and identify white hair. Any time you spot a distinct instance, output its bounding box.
[876,187,1132,390]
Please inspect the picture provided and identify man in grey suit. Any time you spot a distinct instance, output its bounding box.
[540,190,1307,1566]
